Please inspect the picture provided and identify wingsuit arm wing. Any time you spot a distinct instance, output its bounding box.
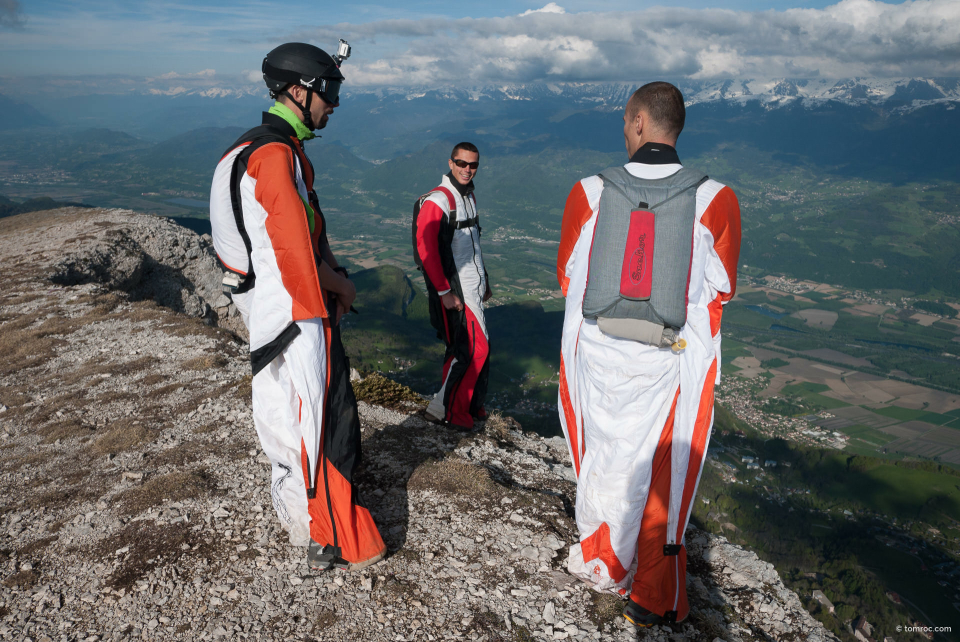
[557,182,594,297]
[700,185,742,304]
[248,142,328,320]
[416,199,452,295]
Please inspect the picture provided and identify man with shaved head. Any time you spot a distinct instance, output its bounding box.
[556,81,741,627]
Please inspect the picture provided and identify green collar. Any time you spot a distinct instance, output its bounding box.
[268,102,315,141]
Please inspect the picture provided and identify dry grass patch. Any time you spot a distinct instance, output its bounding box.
[89,420,153,456]
[4,292,45,306]
[153,382,185,398]
[115,469,215,515]
[312,608,337,632]
[0,300,132,377]
[407,456,501,500]
[92,520,209,590]
[151,439,213,467]
[485,411,522,440]
[9,452,46,472]
[182,354,228,371]
[139,373,167,387]
[31,391,83,423]
[62,356,162,390]
[94,389,140,406]
[18,536,58,558]
[39,418,92,444]
[233,375,252,400]
[0,386,30,409]
[353,373,426,411]
[589,592,624,630]
[2,570,39,590]
[126,300,167,324]
[0,315,64,376]
[35,466,108,510]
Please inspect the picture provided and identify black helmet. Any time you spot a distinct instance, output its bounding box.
[262,43,345,118]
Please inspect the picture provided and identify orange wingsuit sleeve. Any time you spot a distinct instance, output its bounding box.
[700,186,742,302]
[247,142,328,320]
[557,182,593,296]
[416,200,451,293]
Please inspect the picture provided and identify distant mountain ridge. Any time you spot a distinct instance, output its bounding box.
[62,77,960,111]
[343,78,960,112]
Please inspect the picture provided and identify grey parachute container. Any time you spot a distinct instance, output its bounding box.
[581,166,707,345]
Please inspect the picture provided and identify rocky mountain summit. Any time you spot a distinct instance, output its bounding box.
[0,208,837,642]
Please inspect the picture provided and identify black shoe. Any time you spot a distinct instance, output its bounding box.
[308,542,339,572]
[623,600,661,628]
[309,542,385,572]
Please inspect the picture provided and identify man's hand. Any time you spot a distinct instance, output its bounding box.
[335,278,356,326]
[441,292,463,311]
[337,277,357,312]
[317,260,356,326]
[336,300,349,326]
[483,282,492,302]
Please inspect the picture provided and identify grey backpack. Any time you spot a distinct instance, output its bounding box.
[581,166,707,347]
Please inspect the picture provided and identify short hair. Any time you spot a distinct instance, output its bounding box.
[626,82,685,139]
[451,141,479,159]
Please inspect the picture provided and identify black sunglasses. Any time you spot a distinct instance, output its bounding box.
[451,159,479,169]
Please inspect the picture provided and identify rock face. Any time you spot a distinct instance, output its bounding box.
[0,208,837,641]
[41,206,246,338]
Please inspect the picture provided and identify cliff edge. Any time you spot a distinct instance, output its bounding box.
[0,208,837,641]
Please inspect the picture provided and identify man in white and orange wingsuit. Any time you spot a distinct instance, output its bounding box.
[209,42,385,572]
[556,82,741,627]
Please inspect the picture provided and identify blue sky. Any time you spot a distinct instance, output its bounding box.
[1,0,957,90]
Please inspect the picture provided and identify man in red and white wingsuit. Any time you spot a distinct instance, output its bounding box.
[209,43,385,572]
[417,143,492,430]
[556,83,741,626]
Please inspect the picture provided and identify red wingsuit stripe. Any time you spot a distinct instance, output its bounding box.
[675,358,718,547]
[558,354,581,476]
[708,294,723,336]
[580,522,629,584]
[700,186,742,302]
[299,318,386,564]
[557,182,592,296]
[630,387,680,615]
[248,142,328,320]
[446,307,488,428]
[416,200,452,293]
[300,445,385,564]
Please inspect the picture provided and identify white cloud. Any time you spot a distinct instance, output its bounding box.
[308,0,960,86]
[520,3,566,17]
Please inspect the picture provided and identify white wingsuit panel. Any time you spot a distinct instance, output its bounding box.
[561,162,734,592]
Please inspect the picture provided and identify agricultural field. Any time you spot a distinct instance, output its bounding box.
[721,290,960,467]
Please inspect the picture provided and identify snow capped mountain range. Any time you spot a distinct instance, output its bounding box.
[339,78,960,112]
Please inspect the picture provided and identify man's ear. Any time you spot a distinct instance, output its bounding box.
[634,111,644,138]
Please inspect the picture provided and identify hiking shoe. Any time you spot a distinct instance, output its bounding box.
[424,402,446,424]
[307,542,337,572]
[341,549,386,572]
[309,542,386,573]
[623,600,661,628]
